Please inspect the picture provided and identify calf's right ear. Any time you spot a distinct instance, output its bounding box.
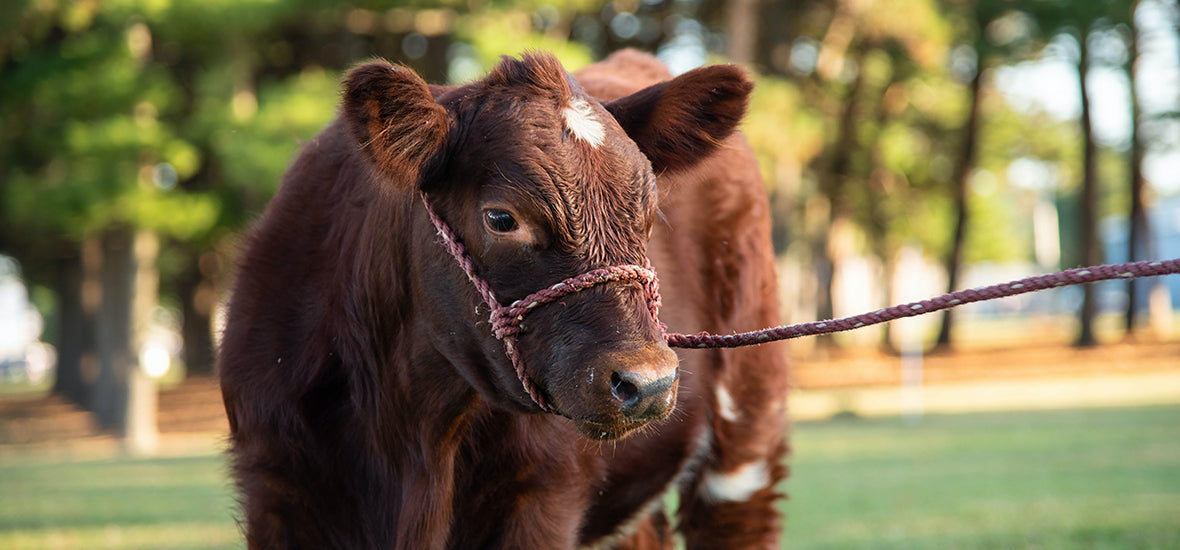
[343,60,449,189]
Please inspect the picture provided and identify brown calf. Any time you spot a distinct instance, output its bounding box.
[219,49,789,549]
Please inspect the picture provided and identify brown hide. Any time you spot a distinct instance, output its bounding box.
[219,50,789,550]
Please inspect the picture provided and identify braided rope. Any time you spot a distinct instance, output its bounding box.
[420,193,501,308]
[490,263,658,341]
[665,258,1180,348]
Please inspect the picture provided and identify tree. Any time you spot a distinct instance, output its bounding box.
[1016,0,1132,346]
[935,0,1004,349]
[0,1,333,442]
[1125,0,1150,337]
[935,44,984,349]
[1076,26,1101,346]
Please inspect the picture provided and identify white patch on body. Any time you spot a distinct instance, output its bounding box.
[563,98,605,148]
[698,461,770,504]
[716,385,739,422]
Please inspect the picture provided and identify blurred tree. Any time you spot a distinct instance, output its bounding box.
[935,0,1049,348]
[935,1,989,349]
[980,0,1129,347]
[0,0,348,435]
[1129,0,1180,336]
[751,0,960,349]
[934,56,982,348]
[1076,22,1102,347]
[1,3,219,438]
[1125,0,1150,336]
[1071,1,1131,346]
[725,0,759,64]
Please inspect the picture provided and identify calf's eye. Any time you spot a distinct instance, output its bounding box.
[484,210,519,233]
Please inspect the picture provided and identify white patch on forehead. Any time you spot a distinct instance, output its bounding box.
[698,461,770,504]
[563,98,605,148]
[716,385,739,422]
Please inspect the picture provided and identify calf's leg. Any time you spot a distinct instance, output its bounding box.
[677,346,789,550]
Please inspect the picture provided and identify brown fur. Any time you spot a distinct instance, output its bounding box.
[219,50,789,549]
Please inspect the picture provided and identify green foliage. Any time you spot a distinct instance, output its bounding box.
[212,68,340,200]
[0,0,363,281]
[3,3,217,243]
[456,9,595,75]
[860,0,953,69]
[963,171,1035,264]
[743,75,826,193]
[955,90,1076,264]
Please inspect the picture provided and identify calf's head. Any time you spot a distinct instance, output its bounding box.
[343,53,751,440]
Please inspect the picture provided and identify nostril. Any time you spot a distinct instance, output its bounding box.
[610,371,640,406]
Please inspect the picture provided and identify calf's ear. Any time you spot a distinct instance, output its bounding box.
[605,65,752,173]
[343,60,449,188]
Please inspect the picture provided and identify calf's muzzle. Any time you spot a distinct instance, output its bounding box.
[604,344,679,422]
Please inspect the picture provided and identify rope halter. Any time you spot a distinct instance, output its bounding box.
[420,192,663,413]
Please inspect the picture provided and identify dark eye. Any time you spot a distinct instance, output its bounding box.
[484,210,519,233]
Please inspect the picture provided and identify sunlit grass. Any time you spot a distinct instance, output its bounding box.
[0,523,240,550]
[0,454,240,550]
[1,405,1177,549]
[782,405,1180,549]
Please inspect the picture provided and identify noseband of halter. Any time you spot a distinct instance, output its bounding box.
[420,192,663,413]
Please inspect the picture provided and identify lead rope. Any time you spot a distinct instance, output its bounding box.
[421,194,1180,409]
[667,258,1180,348]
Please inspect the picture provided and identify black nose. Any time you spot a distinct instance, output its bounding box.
[610,370,677,420]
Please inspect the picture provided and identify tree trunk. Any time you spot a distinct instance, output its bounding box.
[93,228,134,431]
[725,0,760,65]
[1125,1,1150,337]
[812,45,866,348]
[91,227,159,452]
[127,230,160,454]
[179,252,217,375]
[1076,31,1101,347]
[936,60,984,349]
[878,250,900,354]
[866,70,904,353]
[51,243,98,406]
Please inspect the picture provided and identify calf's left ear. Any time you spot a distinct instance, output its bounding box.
[343,60,449,189]
[605,65,753,173]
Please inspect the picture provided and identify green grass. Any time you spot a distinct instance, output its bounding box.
[0,454,239,550]
[1,405,1177,549]
[781,405,1180,549]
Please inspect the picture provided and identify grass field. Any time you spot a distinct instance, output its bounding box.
[781,405,1180,549]
[0,453,236,550]
[1,404,1177,549]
